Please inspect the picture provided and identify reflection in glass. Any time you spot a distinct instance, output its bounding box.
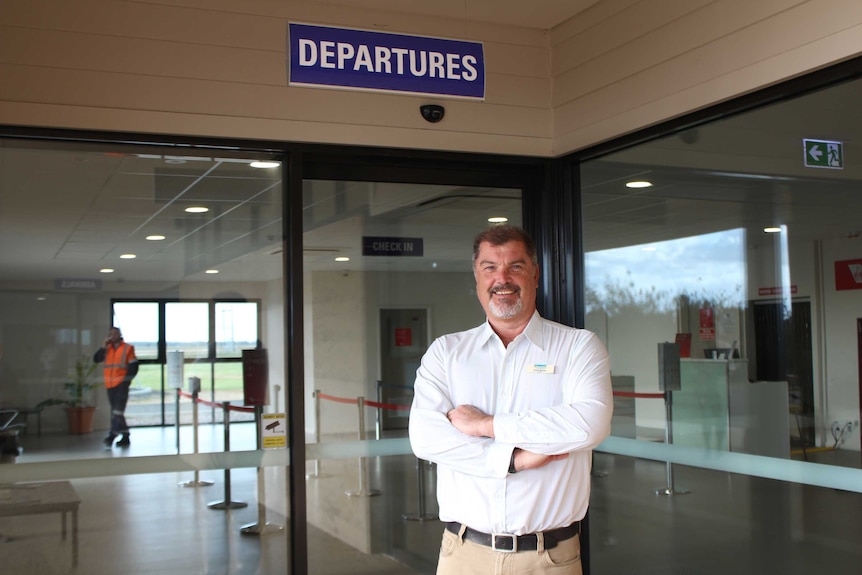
[303,179,521,574]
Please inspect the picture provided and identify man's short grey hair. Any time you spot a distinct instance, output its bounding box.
[472,225,538,266]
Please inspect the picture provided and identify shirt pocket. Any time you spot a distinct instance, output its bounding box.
[518,371,564,408]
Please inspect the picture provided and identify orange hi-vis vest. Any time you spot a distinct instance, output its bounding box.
[103,341,137,389]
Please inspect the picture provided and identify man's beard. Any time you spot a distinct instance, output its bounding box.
[488,286,522,320]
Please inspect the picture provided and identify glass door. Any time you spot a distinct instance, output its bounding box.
[301,179,521,573]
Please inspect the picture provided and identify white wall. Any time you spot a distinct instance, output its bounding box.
[305,269,481,437]
[820,237,862,451]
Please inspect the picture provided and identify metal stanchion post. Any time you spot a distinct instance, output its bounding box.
[175,388,181,454]
[403,459,437,521]
[209,401,248,510]
[241,405,284,535]
[655,390,690,496]
[306,390,323,479]
[346,397,380,497]
[375,381,382,440]
[180,387,214,488]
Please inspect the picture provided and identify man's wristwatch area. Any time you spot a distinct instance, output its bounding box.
[508,450,517,474]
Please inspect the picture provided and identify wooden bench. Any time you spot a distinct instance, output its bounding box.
[0,481,80,567]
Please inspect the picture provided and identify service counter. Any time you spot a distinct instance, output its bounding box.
[672,359,790,458]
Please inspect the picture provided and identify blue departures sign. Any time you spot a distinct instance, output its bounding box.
[288,23,485,100]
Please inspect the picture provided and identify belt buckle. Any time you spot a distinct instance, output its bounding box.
[491,533,517,553]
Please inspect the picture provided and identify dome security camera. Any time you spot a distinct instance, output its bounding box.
[420,104,445,123]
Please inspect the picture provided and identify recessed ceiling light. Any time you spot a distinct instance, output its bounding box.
[120,254,136,259]
[764,227,782,233]
[100,268,115,273]
[146,234,166,241]
[488,217,508,223]
[205,269,219,274]
[626,180,653,189]
[335,256,350,262]
[250,161,281,169]
[36,296,46,301]
[185,206,209,213]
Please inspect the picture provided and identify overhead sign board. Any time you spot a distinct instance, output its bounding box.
[287,22,485,99]
[803,139,843,169]
[362,236,424,257]
[55,278,102,291]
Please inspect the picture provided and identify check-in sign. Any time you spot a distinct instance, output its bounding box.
[362,236,424,256]
[288,23,485,99]
[804,139,843,169]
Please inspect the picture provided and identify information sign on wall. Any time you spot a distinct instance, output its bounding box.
[835,258,862,291]
[262,413,287,448]
[288,22,485,99]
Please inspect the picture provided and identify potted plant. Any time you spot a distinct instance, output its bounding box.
[36,354,101,434]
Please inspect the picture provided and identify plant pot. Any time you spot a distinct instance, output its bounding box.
[65,406,96,434]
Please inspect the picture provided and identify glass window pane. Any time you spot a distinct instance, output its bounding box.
[125,363,164,426]
[0,136,287,573]
[166,302,209,359]
[215,302,258,358]
[113,302,159,360]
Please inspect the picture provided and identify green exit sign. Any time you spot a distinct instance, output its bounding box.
[804,139,843,169]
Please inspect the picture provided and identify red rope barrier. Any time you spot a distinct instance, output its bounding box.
[316,392,410,411]
[177,390,256,413]
[613,391,665,399]
[316,392,358,405]
[364,399,410,411]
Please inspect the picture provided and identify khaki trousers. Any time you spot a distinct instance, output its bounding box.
[436,525,582,575]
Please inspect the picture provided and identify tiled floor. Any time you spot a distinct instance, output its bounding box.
[2,424,861,574]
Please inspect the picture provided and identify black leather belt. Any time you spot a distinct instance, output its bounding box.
[445,521,580,552]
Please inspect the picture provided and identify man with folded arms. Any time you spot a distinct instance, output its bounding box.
[409,225,613,574]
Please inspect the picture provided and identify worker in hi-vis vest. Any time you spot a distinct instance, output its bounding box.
[93,326,138,448]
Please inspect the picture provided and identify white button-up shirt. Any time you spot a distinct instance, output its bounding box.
[409,312,613,535]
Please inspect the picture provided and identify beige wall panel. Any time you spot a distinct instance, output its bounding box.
[0,27,283,86]
[486,74,550,108]
[553,1,862,153]
[155,0,549,46]
[551,0,712,76]
[552,23,862,154]
[0,0,282,50]
[550,0,639,39]
[485,42,549,79]
[0,0,547,54]
[0,101,552,156]
[553,0,811,106]
[0,64,548,137]
[1,0,551,153]
[0,26,546,108]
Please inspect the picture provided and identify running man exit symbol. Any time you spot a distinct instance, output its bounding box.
[804,139,843,169]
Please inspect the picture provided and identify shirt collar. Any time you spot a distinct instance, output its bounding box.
[479,311,545,349]
[521,311,545,350]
